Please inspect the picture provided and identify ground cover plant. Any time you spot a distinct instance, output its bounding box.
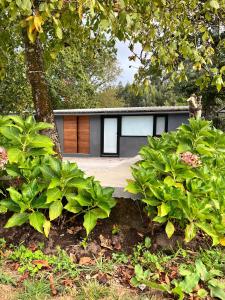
[126,118,225,246]
[0,115,116,238]
[0,237,224,300]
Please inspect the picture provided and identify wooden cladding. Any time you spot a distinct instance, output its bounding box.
[78,116,90,154]
[63,116,90,154]
[63,116,78,153]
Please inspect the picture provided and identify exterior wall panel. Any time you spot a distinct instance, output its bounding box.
[168,114,189,131]
[55,116,64,152]
[90,116,101,156]
[63,116,77,153]
[78,116,90,154]
[119,137,148,157]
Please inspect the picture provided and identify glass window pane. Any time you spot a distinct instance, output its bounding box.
[122,116,153,136]
[156,117,166,135]
[103,118,118,153]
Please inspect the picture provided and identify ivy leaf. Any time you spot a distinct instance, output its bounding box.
[165,221,175,238]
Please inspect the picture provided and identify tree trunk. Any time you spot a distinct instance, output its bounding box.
[23,30,62,158]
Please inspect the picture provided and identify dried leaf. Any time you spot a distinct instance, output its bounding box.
[79,256,95,266]
[32,259,50,268]
[99,234,113,250]
[49,274,57,296]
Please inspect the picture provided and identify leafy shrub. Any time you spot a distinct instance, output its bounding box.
[126,119,225,246]
[0,116,116,237]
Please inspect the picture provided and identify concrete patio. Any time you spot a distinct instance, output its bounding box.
[63,156,140,198]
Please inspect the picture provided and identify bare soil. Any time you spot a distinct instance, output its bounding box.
[0,198,211,260]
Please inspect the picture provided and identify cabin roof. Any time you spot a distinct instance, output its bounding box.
[53,106,189,116]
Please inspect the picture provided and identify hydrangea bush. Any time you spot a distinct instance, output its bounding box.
[126,119,225,246]
[0,116,116,237]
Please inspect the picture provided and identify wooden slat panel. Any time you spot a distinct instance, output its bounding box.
[63,116,77,153]
[78,116,90,154]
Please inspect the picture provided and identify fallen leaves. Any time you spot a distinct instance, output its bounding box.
[32,259,50,268]
[49,274,57,296]
[79,256,95,266]
[99,234,113,250]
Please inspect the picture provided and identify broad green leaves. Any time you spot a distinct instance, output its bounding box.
[83,208,108,236]
[128,118,225,246]
[0,116,116,238]
[4,213,29,228]
[49,200,63,221]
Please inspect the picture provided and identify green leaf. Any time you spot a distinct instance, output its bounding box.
[153,216,167,223]
[29,212,45,233]
[209,0,219,9]
[83,208,107,236]
[83,210,98,236]
[7,187,22,203]
[195,259,208,281]
[172,286,184,300]
[197,288,208,298]
[158,203,171,217]
[56,26,63,39]
[48,178,60,189]
[4,213,29,228]
[43,220,51,237]
[164,176,175,187]
[49,200,63,221]
[31,122,53,132]
[178,272,200,293]
[0,199,20,212]
[46,188,62,203]
[185,223,196,243]
[74,194,91,206]
[30,135,54,149]
[47,157,61,175]
[7,148,23,163]
[165,221,175,238]
[210,286,225,300]
[66,177,88,189]
[64,200,82,213]
[125,179,139,194]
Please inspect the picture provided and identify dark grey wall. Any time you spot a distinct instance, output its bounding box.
[55,116,64,152]
[119,137,147,157]
[90,116,101,156]
[55,113,189,157]
[168,113,189,131]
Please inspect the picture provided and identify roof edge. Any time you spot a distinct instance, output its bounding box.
[53,106,189,116]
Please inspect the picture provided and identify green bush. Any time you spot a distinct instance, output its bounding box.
[0,115,116,237]
[126,119,225,246]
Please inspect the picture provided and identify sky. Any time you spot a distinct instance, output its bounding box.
[116,41,141,85]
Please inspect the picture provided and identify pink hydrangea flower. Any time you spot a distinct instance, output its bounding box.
[180,151,201,168]
[0,147,8,169]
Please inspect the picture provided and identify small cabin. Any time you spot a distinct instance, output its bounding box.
[54,106,189,157]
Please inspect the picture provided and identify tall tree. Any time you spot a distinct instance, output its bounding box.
[0,36,120,112]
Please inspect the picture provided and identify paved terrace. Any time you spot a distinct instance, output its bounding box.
[63,156,140,199]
